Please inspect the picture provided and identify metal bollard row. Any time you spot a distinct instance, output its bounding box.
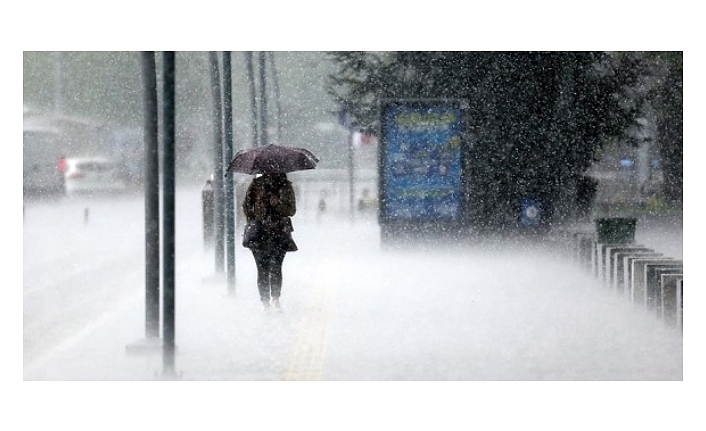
[555,226,683,331]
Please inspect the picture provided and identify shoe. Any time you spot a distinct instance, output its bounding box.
[272,298,282,311]
[261,299,271,312]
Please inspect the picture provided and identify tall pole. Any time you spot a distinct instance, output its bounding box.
[348,128,355,221]
[245,52,258,149]
[341,106,355,221]
[53,51,63,116]
[268,52,282,143]
[223,52,236,295]
[209,52,225,273]
[140,52,160,339]
[161,51,176,375]
[258,52,268,147]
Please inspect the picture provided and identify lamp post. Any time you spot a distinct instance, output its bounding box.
[223,51,236,295]
[161,51,176,375]
[209,52,225,274]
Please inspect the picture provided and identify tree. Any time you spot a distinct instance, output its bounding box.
[327,52,647,229]
[644,52,682,204]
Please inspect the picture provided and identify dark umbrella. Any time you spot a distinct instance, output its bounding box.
[227,144,320,175]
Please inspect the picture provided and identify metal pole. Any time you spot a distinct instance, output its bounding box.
[51,52,64,170]
[258,52,268,147]
[268,52,282,143]
[341,107,355,221]
[348,129,355,221]
[140,51,160,339]
[223,52,236,295]
[53,51,63,115]
[209,52,225,273]
[161,51,176,374]
[245,52,258,149]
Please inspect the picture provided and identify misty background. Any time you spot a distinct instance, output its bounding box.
[24,51,683,230]
[23,51,358,183]
[19,48,692,430]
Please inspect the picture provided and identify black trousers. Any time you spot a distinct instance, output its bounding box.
[252,248,287,301]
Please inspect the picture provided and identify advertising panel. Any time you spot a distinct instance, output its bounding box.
[379,100,464,223]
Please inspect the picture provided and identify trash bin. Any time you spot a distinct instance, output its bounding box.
[595,217,636,244]
[202,180,214,246]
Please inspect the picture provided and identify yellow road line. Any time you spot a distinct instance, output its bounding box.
[284,261,335,380]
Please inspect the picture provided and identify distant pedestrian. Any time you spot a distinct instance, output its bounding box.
[357,188,375,213]
[317,189,327,222]
[318,192,327,213]
[242,173,297,311]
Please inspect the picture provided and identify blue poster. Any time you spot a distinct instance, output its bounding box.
[381,102,462,221]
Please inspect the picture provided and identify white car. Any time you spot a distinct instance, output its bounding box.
[63,157,126,197]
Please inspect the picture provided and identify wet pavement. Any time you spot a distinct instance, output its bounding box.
[23,188,684,381]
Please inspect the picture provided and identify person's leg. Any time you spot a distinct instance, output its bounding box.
[269,249,287,304]
[252,250,271,304]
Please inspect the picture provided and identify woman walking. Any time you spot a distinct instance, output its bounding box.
[242,173,297,311]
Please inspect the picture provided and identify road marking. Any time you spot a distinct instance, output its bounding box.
[24,290,142,377]
[284,261,336,380]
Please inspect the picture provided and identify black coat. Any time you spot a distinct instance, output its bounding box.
[242,174,297,252]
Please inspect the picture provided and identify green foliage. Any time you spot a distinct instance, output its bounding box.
[327,51,651,228]
[645,52,683,203]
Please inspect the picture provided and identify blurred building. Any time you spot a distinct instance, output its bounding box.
[586,141,663,208]
[23,110,114,157]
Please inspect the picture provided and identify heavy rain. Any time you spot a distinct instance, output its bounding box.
[20,40,694,430]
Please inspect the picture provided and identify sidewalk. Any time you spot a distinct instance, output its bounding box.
[23,197,684,381]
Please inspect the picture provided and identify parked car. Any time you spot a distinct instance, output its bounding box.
[63,157,126,197]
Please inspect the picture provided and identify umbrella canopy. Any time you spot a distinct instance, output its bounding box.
[227,144,320,175]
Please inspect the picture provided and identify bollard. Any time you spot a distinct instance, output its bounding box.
[629,258,676,304]
[84,207,90,226]
[202,180,214,247]
[612,249,660,292]
[602,245,649,288]
[676,279,683,330]
[577,233,596,272]
[645,263,683,312]
[622,254,663,300]
[661,274,683,326]
[595,243,631,283]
